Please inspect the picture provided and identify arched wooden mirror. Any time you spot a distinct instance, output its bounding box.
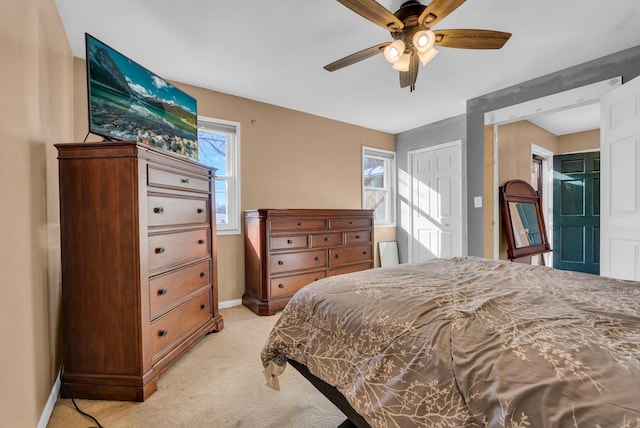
[499,179,552,263]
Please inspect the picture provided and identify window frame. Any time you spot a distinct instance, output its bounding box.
[197,116,241,235]
[362,146,396,227]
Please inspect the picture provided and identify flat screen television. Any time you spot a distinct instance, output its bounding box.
[85,33,198,159]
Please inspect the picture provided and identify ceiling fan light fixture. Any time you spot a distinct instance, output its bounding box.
[383,40,405,63]
[391,52,411,72]
[413,30,435,52]
[417,46,438,66]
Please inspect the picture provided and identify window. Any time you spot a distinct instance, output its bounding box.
[362,147,396,226]
[197,117,240,235]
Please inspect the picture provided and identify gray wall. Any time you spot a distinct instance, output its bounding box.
[466,44,640,256]
[395,114,466,263]
[395,44,640,260]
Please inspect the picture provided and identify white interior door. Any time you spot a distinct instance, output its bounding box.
[409,141,462,262]
[601,75,640,280]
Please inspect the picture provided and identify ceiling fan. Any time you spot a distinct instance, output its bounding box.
[324,0,511,91]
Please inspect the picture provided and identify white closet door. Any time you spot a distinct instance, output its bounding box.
[409,141,462,262]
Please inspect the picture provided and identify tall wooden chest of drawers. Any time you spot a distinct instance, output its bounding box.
[56,141,223,401]
[243,209,374,316]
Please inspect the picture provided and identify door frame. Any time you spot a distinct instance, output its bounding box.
[407,140,464,262]
[485,77,622,261]
[531,144,554,265]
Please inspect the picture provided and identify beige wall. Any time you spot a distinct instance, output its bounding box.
[72,59,395,303]
[498,121,558,186]
[558,128,599,153]
[497,121,558,259]
[0,0,73,426]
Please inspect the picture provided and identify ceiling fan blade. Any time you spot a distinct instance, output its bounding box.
[399,53,419,91]
[337,0,404,31]
[434,29,511,49]
[324,42,390,71]
[418,0,466,27]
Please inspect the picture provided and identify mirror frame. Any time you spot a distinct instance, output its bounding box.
[499,179,552,261]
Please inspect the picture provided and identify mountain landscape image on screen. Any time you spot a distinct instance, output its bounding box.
[87,35,198,159]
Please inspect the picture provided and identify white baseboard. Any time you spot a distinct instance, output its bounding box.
[37,369,61,428]
[219,299,242,309]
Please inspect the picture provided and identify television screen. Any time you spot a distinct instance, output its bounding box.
[85,33,198,159]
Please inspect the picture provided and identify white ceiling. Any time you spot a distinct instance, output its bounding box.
[54,0,640,135]
[528,103,601,136]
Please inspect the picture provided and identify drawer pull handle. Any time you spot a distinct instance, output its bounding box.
[200,271,207,278]
[297,222,302,227]
[315,278,319,281]
[315,256,320,261]
[158,288,168,295]
[181,178,190,183]
[278,260,284,265]
[278,283,284,289]
[349,221,354,224]
[200,303,208,310]
[335,254,340,259]
[159,329,168,337]
[197,208,204,214]
[287,239,293,244]
[153,207,164,214]
[324,237,330,242]
[363,251,368,255]
[155,247,165,254]
[355,235,361,239]
[198,239,205,245]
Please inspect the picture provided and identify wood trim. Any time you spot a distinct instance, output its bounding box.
[483,125,494,258]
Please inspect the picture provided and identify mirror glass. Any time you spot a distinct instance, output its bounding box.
[508,202,542,247]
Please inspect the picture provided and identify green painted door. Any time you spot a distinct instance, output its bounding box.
[553,152,600,274]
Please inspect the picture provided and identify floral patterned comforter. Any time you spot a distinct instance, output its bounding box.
[261,257,640,427]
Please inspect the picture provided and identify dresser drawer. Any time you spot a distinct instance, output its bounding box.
[270,271,326,299]
[148,165,209,193]
[149,259,212,318]
[345,230,371,245]
[270,235,308,251]
[329,217,372,230]
[270,218,327,232]
[148,229,210,272]
[310,232,342,248]
[151,291,211,357]
[329,262,372,276]
[330,244,373,267]
[270,250,326,274]
[147,195,208,227]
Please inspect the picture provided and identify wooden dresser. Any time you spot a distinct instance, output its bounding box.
[56,141,223,401]
[243,209,374,316]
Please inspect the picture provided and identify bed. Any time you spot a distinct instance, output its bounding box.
[261,257,640,427]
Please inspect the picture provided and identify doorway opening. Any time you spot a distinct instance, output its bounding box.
[484,77,621,266]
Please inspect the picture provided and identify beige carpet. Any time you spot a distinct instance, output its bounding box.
[47,305,347,428]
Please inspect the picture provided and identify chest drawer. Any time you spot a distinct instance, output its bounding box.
[270,235,308,251]
[150,291,211,358]
[310,232,342,248]
[147,195,209,227]
[330,244,373,267]
[149,259,212,318]
[148,165,209,193]
[330,217,372,230]
[270,250,326,274]
[329,262,372,276]
[148,229,210,272]
[345,230,371,245]
[270,270,326,299]
[270,218,327,232]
